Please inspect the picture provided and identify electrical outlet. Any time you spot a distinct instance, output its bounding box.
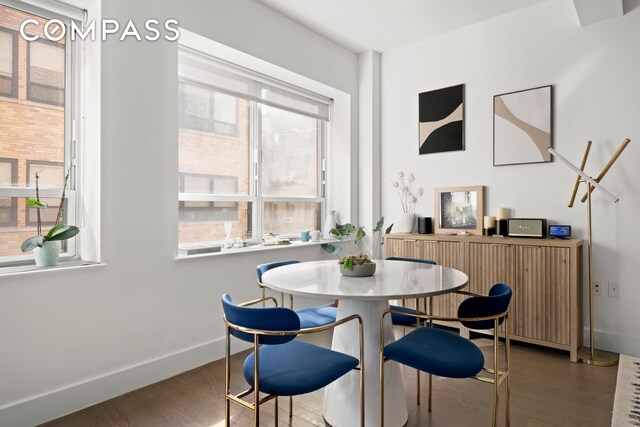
[593,281,602,296]
[608,282,620,298]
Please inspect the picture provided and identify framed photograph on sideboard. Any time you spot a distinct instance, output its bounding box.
[434,186,485,235]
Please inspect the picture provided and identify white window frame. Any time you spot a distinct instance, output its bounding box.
[0,0,85,266]
[177,55,329,249]
[177,95,328,246]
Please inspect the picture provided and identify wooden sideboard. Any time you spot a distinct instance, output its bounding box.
[384,233,583,361]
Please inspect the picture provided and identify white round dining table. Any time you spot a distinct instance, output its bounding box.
[261,259,469,427]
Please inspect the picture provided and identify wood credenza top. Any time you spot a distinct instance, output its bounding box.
[384,233,583,248]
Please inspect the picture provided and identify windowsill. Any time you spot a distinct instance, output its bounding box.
[0,258,105,277]
[175,238,337,260]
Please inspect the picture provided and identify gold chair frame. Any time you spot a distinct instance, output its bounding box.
[224,296,365,427]
[380,291,511,427]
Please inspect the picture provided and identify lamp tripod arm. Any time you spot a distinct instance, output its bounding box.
[546,147,619,203]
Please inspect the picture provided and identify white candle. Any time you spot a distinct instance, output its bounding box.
[484,216,496,228]
[497,208,508,220]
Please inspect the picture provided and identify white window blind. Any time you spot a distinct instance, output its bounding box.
[2,0,85,24]
[178,47,332,122]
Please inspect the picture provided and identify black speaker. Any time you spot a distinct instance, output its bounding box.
[418,217,433,234]
[496,219,508,237]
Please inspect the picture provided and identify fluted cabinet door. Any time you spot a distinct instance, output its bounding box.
[384,238,420,260]
[515,246,570,345]
[467,243,515,332]
[422,241,463,318]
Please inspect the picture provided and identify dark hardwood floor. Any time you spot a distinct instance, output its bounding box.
[41,331,617,427]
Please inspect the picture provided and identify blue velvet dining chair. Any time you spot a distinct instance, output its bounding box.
[222,294,364,427]
[385,256,437,405]
[380,283,513,427]
[256,260,337,329]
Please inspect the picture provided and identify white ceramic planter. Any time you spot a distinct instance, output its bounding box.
[392,212,417,233]
[33,241,61,267]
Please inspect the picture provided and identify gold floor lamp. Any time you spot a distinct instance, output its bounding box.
[547,138,630,366]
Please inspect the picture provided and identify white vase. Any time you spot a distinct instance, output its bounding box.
[33,241,61,267]
[324,210,337,239]
[392,212,417,234]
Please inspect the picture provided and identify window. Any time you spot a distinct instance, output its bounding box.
[0,3,82,262]
[0,27,18,98]
[179,173,239,221]
[179,83,237,136]
[177,45,331,252]
[0,158,17,226]
[25,161,65,226]
[28,37,65,106]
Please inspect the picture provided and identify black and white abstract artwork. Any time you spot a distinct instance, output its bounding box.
[419,84,464,155]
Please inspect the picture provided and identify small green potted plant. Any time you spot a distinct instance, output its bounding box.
[21,168,79,267]
[322,217,392,277]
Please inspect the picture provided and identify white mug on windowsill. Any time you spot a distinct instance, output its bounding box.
[310,230,321,241]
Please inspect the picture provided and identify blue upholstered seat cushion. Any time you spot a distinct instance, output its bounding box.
[296,306,337,329]
[384,327,484,379]
[390,305,422,326]
[243,339,358,396]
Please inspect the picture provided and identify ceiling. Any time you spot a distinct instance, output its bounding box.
[258,0,550,53]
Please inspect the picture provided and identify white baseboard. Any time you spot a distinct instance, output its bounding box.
[0,337,251,427]
[587,328,640,357]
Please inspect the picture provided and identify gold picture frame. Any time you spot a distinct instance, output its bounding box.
[434,186,485,235]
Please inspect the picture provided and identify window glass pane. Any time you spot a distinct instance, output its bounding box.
[179,92,249,196]
[0,197,15,227]
[0,26,16,97]
[0,161,13,186]
[261,106,319,197]
[26,162,65,188]
[213,92,237,125]
[0,77,12,96]
[26,197,65,226]
[179,83,238,136]
[0,197,69,256]
[0,31,13,77]
[263,202,320,235]
[28,39,65,106]
[0,6,70,261]
[183,84,210,120]
[179,201,252,245]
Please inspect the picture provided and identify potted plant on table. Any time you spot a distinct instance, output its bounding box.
[21,168,79,267]
[322,217,392,277]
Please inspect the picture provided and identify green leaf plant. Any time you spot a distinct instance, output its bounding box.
[21,168,80,252]
[321,217,393,270]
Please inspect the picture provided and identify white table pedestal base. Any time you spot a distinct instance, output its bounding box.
[323,299,408,427]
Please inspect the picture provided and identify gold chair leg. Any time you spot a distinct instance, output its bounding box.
[254,336,260,427]
[225,328,231,426]
[359,321,365,427]
[493,319,499,427]
[380,319,385,427]
[506,314,511,427]
[428,373,432,412]
[289,396,293,419]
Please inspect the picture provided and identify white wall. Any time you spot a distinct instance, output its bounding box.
[0,1,359,425]
[381,0,640,354]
